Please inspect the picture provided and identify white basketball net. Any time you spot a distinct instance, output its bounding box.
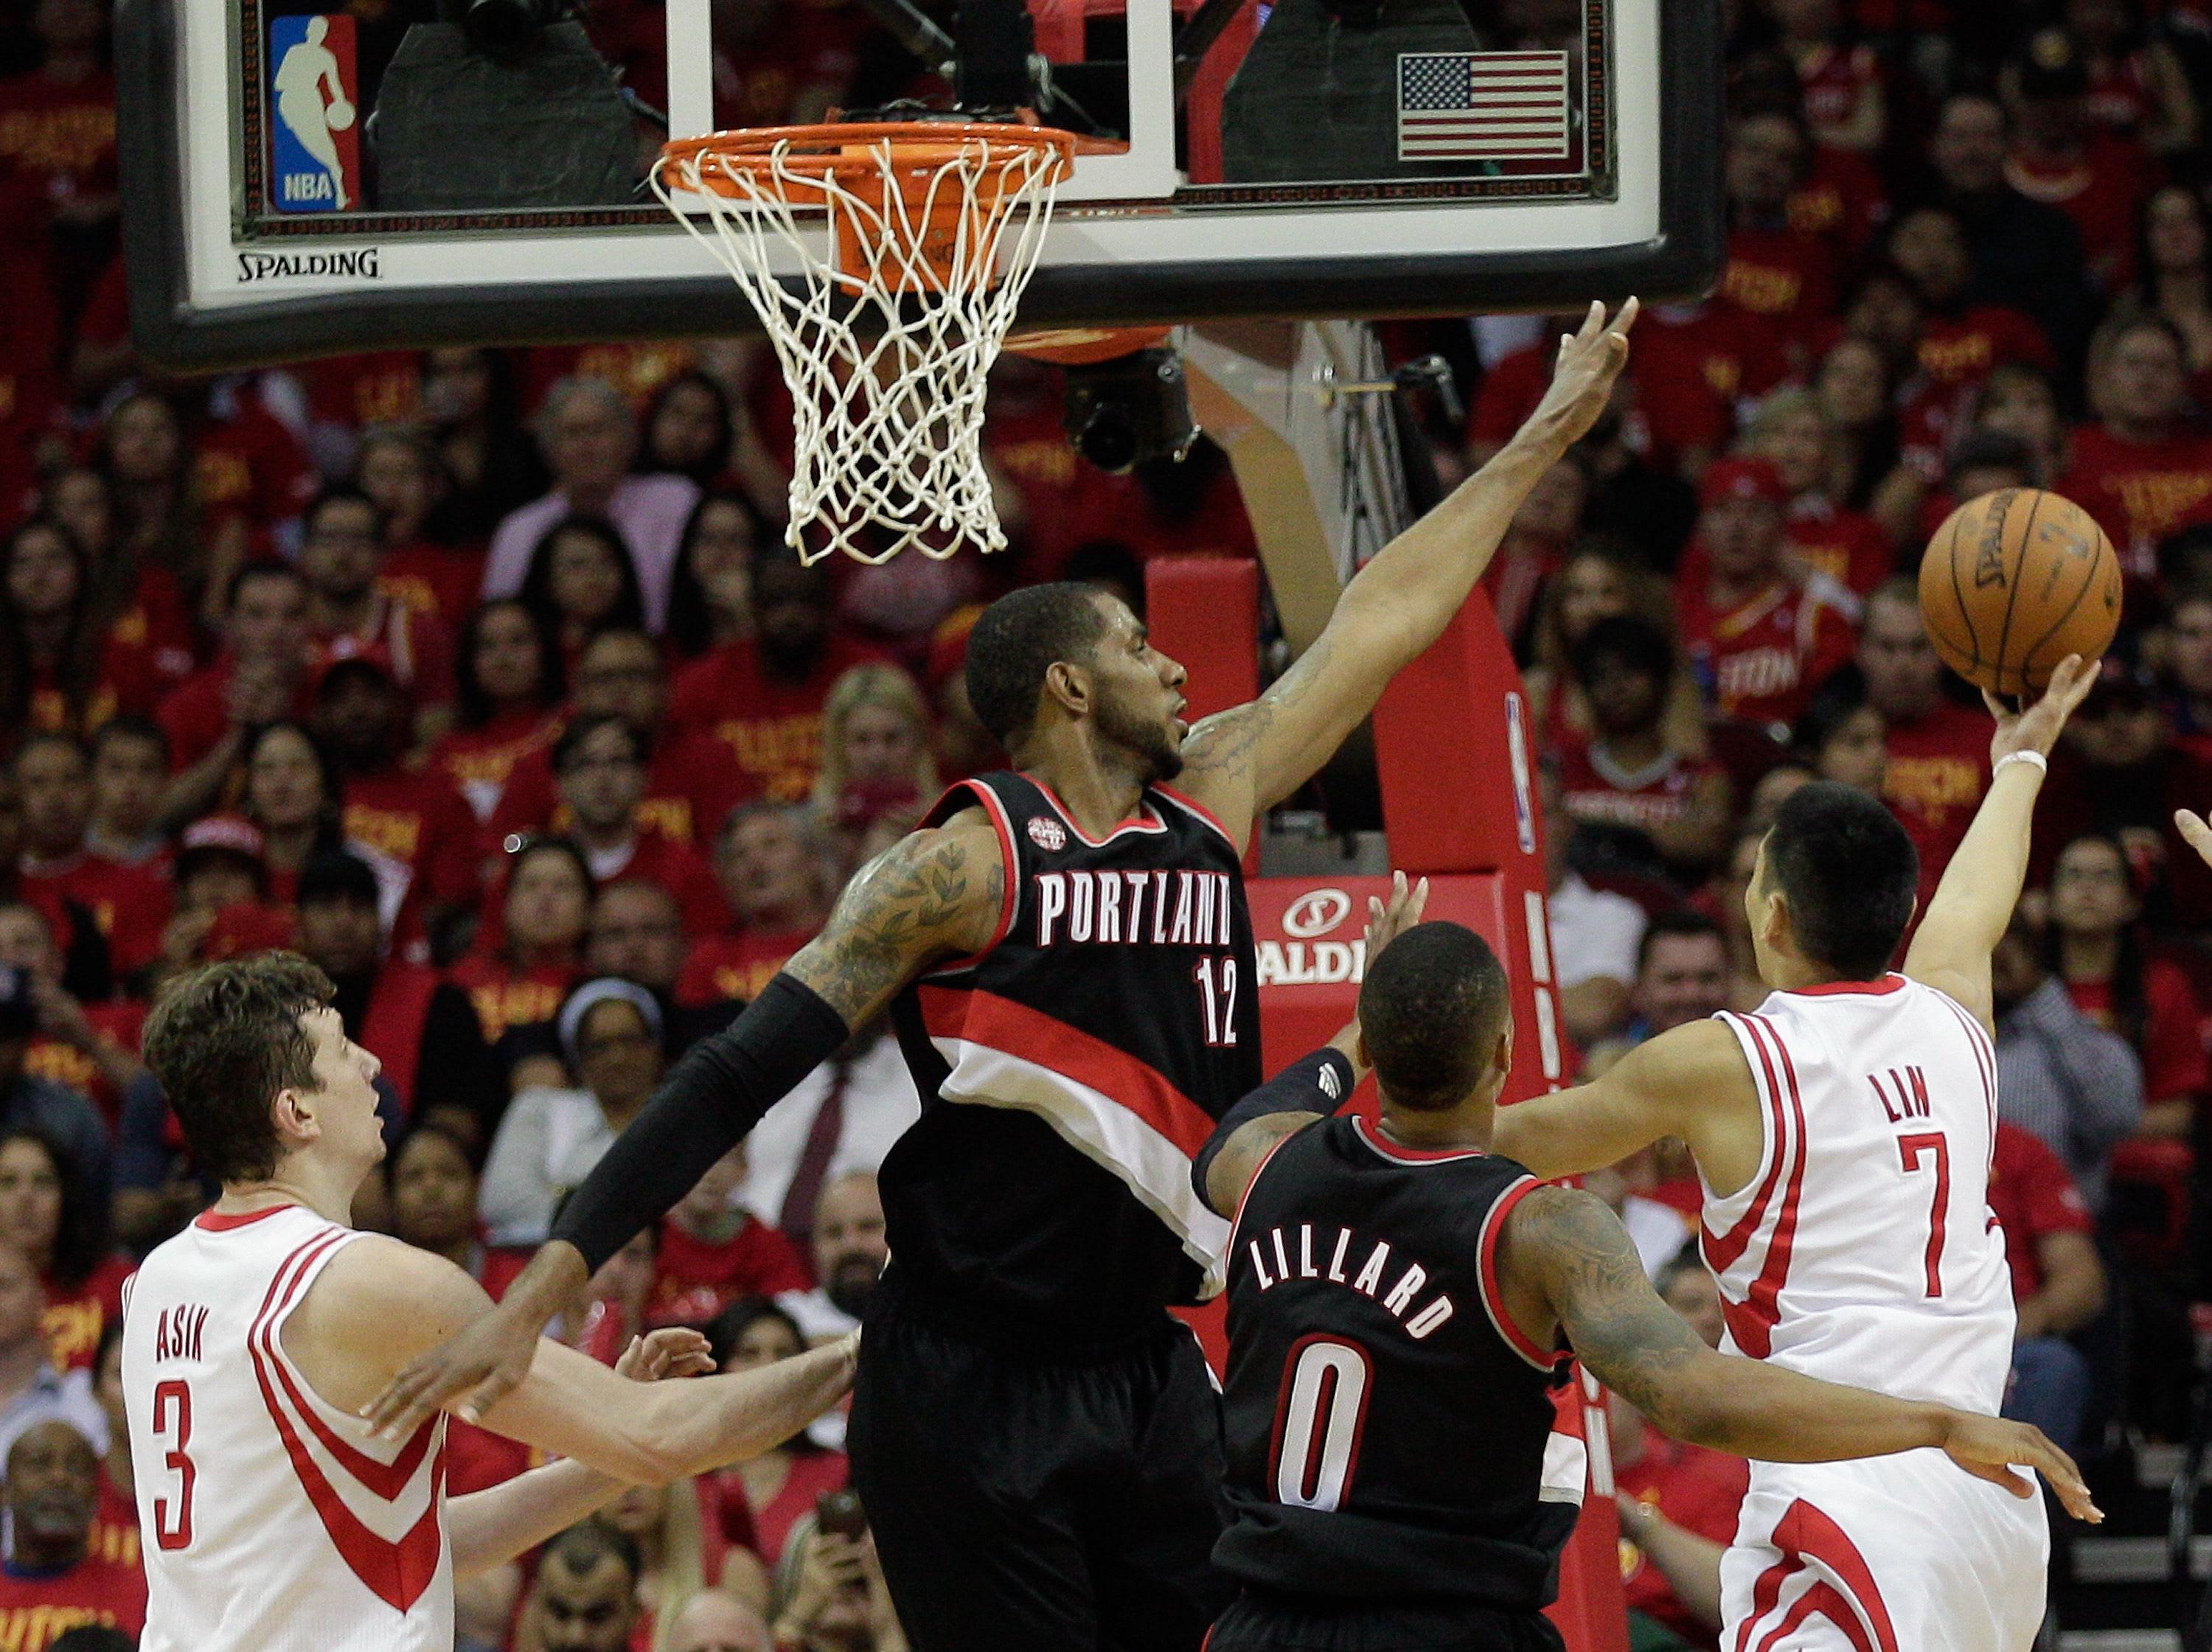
[653,129,1071,565]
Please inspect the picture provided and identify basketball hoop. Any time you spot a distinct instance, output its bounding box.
[653,119,1079,565]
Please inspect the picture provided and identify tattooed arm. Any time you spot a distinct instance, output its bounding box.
[1493,1186,2099,1519]
[1176,302,1637,846]
[362,815,1004,1437]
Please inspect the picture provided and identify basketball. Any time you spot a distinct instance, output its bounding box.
[326,97,355,132]
[1916,487,2121,696]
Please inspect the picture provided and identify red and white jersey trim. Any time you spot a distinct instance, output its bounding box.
[919,984,1231,1283]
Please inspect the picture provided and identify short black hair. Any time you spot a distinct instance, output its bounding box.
[142,953,336,1184]
[226,559,305,612]
[965,584,1113,746]
[546,1519,641,1586]
[1635,909,1727,976]
[302,486,383,539]
[88,714,168,765]
[1356,922,1511,1113]
[297,850,380,910]
[1762,781,1919,980]
[554,712,646,773]
[1571,614,1674,690]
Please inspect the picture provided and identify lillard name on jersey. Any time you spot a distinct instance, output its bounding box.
[1217,1115,1581,1611]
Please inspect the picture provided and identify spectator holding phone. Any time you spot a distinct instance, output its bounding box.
[769,1499,906,1652]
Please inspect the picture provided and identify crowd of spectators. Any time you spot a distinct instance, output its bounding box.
[8,0,2212,1643]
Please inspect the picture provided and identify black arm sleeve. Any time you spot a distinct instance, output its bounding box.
[1191,1048,1357,1210]
[551,974,852,1271]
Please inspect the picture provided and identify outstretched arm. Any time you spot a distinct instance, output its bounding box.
[303,1242,856,1491]
[1490,1016,1756,1182]
[1176,301,1638,845]
[1496,1186,2099,1520]
[363,814,1003,1437]
[445,1329,714,1577]
[1904,655,2098,1033]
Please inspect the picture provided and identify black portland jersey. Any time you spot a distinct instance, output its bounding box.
[1216,1115,1577,1611]
[886,771,1264,1342]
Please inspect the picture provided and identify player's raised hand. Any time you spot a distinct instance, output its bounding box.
[615,1328,715,1383]
[2176,809,2212,871]
[1938,1411,2102,1524]
[1364,871,1430,962]
[1529,298,1639,452]
[1984,652,2098,764]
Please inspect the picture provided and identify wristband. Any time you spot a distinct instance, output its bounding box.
[1993,750,2048,778]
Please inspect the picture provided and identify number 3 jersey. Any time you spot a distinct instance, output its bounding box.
[1215,1115,1578,1612]
[889,771,1262,1342]
[122,1204,452,1652]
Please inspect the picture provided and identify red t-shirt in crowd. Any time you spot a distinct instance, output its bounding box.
[2066,959,2208,1106]
[667,635,886,805]
[18,854,173,980]
[1674,574,1857,725]
[2006,135,2152,292]
[1717,224,1840,352]
[1880,700,1990,905]
[1916,305,2054,391]
[719,1451,850,1566]
[1987,1121,2096,1305]
[645,1216,815,1328]
[299,351,422,432]
[442,953,577,1045]
[1556,744,1724,840]
[1787,143,1889,261]
[1784,496,1894,599]
[1472,338,1728,471]
[679,928,815,1008]
[192,384,319,543]
[340,764,484,910]
[490,727,742,852]
[2057,423,2212,582]
[379,542,490,632]
[41,1254,131,1375]
[89,1466,138,1574]
[24,1000,143,1126]
[431,710,564,826]
[313,599,458,711]
[0,1551,147,1651]
[1615,1422,1748,1646]
[580,832,728,935]
[1636,302,1795,411]
[158,655,317,773]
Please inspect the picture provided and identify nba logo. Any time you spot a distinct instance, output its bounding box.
[268,15,361,214]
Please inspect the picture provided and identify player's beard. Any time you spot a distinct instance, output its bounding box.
[1093,690,1185,784]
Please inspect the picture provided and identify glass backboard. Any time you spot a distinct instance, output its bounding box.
[118,0,1720,368]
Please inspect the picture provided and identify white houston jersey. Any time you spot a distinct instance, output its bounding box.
[122,1204,451,1652]
[1703,973,2014,1414]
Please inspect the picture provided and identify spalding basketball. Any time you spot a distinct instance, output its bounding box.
[1916,488,2121,695]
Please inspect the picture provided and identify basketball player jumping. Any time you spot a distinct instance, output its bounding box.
[126,955,858,1652]
[1487,654,2101,1651]
[1195,876,2095,1652]
[366,299,1641,1650]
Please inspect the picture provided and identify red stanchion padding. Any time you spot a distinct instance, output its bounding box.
[1548,1371,1631,1652]
[1144,555,1261,874]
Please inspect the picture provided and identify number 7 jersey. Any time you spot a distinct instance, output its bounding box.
[1705,973,2014,1413]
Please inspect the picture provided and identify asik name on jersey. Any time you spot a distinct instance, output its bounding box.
[1033,869,1237,948]
[1245,1222,1458,1340]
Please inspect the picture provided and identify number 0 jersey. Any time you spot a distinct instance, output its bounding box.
[889,771,1263,1343]
[1704,974,2015,1413]
[122,1204,451,1652]
[1216,1115,1579,1611]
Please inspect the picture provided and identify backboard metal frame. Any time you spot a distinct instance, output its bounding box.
[119,0,1721,371]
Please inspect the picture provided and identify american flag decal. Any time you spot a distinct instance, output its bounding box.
[1397,51,1572,163]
